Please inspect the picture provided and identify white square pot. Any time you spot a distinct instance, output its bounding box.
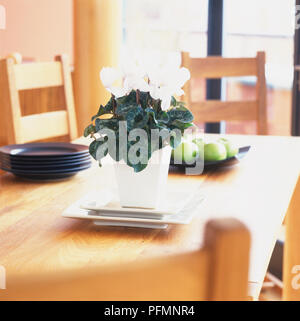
[114,146,172,209]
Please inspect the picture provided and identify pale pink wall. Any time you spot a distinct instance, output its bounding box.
[0,0,73,62]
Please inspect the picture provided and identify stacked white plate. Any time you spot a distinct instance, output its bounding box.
[62,188,205,229]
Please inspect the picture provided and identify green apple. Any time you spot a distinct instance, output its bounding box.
[204,142,227,162]
[192,138,204,159]
[218,138,239,158]
[172,141,199,164]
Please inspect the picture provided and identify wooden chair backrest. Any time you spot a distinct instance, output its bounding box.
[182,51,267,135]
[0,55,77,145]
[0,218,251,301]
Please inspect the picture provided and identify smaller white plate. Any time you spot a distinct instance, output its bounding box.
[80,188,196,217]
[62,193,205,229]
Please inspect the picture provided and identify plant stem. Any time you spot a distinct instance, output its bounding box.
[112,94,116,116]
[136,89,140,105]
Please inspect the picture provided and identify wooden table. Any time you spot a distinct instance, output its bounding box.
[0,134,299,300]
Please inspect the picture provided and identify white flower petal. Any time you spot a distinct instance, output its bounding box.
[100,67,120,88]
[175,88,185,96]
[120,52,146,79]
[149,85,162,100]
[137,80,151,92]
[124,76,150,92]
[177,67,191,87]
[148,69,162,86]
[161,95,172,111]
[163,53,182,71]
[108,86,129,98]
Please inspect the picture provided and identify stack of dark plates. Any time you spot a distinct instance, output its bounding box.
[0,142,92,180]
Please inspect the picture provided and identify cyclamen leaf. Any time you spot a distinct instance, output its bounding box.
[126,106,149,130]
[139,91,150,109]
[95,118,119,132]
[171,120,194,130]
[168,106,194,123]
[170,131,182,149]
[84,124,96,137]
[171,96,177,107]
[145,107,157,123]
[132,163,148,173]
[89,139,109,163]
[116,102,136,117]
[91,98,114,121]
[85,89,195,172]
[157,111,169,124]
[89,140,101,160]
[116,90,136,105]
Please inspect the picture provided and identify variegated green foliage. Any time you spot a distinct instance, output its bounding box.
[84,90,194,172]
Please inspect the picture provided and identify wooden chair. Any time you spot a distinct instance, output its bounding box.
[0,55,78,145]
[283,175,300,301]
[181,51,267,135]
[0,218,251,301]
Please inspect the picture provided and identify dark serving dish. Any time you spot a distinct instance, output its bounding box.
[170,146,251,170]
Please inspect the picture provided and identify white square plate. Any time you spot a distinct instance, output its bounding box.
[80,187,197,217]
[62,192,205,229]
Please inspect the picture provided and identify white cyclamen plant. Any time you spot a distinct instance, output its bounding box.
[84,54,194,172]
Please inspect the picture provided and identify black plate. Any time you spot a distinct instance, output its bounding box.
[1,164,92,181]
[1,153,90,162]
[170,146,251,170]
[0,143,89,159]
[0,158,92,170]
[0,162,92,175]
[0,154,91,167]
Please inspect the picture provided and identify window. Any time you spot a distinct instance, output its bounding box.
[123,0,294,135]
[224,0,295,135]
[123,0,208,55]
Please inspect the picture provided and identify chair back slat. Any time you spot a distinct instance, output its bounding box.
[190,57,257,78]
[0,55,77,145]
[182,51,267,135]
[13,62,63,90]
[191,100,257,122]
[20,111,69,143]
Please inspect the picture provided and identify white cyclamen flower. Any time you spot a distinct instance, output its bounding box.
[100,67,131,98]
[124,76,150,93]
[161,94,172,111]
[149,85,173,111]
[100,67,120,88]
[148,66,191,111]
[120,53,150,93]
[100,60,151,99]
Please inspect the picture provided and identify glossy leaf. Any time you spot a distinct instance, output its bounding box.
[168,106,194,123]
[85,89,195,172]
[126,106,149,130]
[84,124,96,137]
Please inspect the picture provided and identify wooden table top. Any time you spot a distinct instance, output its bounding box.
[0,134,300,299]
